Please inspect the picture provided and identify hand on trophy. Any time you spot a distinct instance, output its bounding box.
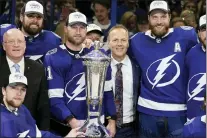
[82,38,94,49]
[106,119,116,137]
[65,127,85,138]
[68,118,84,129]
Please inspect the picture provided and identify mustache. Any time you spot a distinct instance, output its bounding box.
[29,23,39,27]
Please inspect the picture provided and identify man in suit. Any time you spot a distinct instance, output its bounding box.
[107,24,140,138]
[0,28,50,130]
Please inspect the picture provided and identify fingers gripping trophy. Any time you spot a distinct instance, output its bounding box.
[78,41,111,137]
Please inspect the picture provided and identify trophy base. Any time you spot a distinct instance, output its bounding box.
[78,120,111,138]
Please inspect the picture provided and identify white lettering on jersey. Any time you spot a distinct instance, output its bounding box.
[46,48,57,55]
[174,42,181,52]
[65,73,86,103]
[146,54,180,89]
[188,73,206,101]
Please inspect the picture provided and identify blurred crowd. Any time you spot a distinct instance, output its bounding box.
[0,0,206,40]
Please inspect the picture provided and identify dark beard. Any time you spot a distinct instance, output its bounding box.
[22,20,43,36]
[149,23,169,38]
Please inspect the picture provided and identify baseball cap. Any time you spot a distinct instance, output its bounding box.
[24,1,43,16]
[87,24,103,35]
[149,0,169,14]
[8,73,28,88]
[68,12,87,26]
[199,15,206,28]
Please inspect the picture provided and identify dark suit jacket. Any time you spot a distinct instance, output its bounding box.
[130,57,141,123]
[0,55,50,130]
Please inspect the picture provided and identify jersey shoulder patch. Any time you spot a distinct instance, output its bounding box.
[180,26,193,30]
[46,48,57,55]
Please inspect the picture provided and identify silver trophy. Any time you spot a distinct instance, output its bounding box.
[79,42,111,137]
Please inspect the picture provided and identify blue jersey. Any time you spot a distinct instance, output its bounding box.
[129,26,199,117]
[0,104,60,138]
[44,45,116,122]
[186,43,206,120]
[183,115,206,138]
[0,24,61,62]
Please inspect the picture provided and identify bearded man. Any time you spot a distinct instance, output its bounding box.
[44,12,117,137]
[128,0,199,137]
[185,14,206,121]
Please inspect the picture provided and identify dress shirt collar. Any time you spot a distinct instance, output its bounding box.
[6,56,24,69]
[111,55,130,67]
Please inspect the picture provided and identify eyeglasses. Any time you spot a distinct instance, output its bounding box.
[4,40,26,45]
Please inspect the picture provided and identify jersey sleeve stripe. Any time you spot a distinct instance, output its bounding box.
[138,97,187,111]
[48,89,64,98]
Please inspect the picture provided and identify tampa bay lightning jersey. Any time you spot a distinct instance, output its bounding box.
[0,104,60,138]
[183,115,206,138]
[129,26,199,117]
[0,24,61,62]
[185,43,206,120]
[44,44,116,122]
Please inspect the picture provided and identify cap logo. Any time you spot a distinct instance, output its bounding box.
[74,14,83,19]
[153,1,164,7]
[14,74,23,80]
[29,3,40,10]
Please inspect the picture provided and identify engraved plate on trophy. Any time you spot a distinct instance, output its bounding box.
[78,42,111,137]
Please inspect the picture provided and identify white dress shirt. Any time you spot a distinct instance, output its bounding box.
[111,55,134,123]
[6,56,25,74]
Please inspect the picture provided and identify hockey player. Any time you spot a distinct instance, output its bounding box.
[183,94,206,138]
[0,73,85,137]
[44,12,116,137]
[129,0,199,137]
[0,1,61,63]
[186,14,206,120]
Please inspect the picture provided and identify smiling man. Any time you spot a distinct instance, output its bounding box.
[128,0,199,137]
[108,24,140,138]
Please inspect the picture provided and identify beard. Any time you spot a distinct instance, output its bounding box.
[149,23,169,38]
[67,34,85,46]
[22,19,43,36]
[6,98,23,108]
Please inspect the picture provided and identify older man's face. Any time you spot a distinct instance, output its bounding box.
[3,29,26,60]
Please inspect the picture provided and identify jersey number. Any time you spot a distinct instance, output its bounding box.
[47,66,53,80]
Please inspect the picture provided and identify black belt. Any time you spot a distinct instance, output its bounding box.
[118,121,135,128]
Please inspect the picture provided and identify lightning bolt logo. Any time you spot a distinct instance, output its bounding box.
[146,54,180,89]
[65,73,86,103]
[152,54,176,89]
[188,73,206,101]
